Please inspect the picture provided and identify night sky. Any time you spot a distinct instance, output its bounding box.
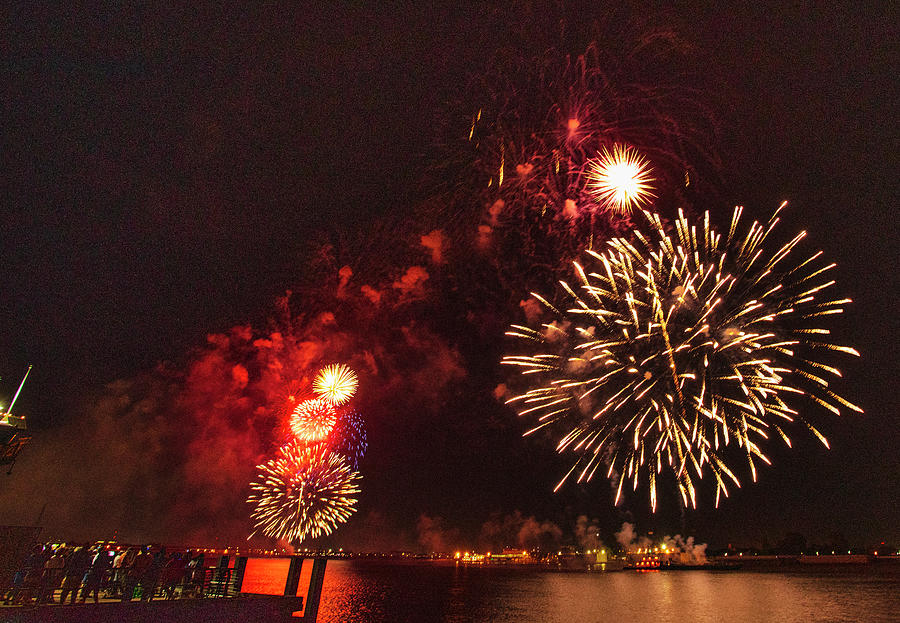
[1,3,897,551]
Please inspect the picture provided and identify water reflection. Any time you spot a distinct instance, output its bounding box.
[315,560,900,623]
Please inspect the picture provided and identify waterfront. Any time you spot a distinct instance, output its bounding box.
[315,560,900,623]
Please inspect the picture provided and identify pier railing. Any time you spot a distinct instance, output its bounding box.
[3,555,327,622]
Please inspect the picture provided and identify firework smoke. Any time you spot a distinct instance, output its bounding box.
[615,522,651,551]
[478,510,562,552]
[574,515,604,551]
[0,268,468,544]
[416,514,460,553]
[411,27,723,331]
[662,533,707,563]
[615,522,707,562]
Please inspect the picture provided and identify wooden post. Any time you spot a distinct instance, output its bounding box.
[283,555,303,596]
[301,557,328,622]
[233,556,248,595]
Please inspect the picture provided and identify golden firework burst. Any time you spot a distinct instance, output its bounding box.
[313,364,359,406]
[503,203,860,511]
[585,144,655,214]
[248,442,360,543]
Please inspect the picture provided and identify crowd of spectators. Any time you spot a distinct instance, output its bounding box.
[3,543,213,605]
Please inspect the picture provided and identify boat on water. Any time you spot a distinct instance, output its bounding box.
[798,554,871,565]
[659,561,743,571]
[623,550,742,571]
[0,366,32,475]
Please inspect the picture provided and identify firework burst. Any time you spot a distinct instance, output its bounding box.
[585,144,655,214]
[329,408,368,469]
[503,203,860,510]
[290,397,337,443]
[415,33,722,311]
[313,364,359,406]
[248,442,361,543]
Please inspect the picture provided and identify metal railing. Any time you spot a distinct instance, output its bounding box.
[116,565,241,601]
[4,555,327,621]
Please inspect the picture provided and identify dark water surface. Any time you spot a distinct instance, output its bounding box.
[314,560,899,623]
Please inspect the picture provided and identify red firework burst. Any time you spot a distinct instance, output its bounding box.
[290,397,337,443]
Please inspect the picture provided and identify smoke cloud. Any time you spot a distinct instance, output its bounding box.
[662,534,708,563]
[574,515,603,550]
[360,284,382,305]
[476,224,493,249]
[416,514,460,553]
[337,265,353,298]
[392,265,430,298]
[615,522,652,552]
[0,257,470,545]
[478,511,562,552]
[615,522,707,561]
[420,230,445,264]
[519,298,543,324]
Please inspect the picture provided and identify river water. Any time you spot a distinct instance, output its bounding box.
[313,560,899,623]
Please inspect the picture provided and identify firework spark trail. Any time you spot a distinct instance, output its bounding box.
[419,36,722,294]
[248,442,361,543]
[462,46,710,221]
[313,364,359,406]
[290,397,338,443]
[329,407,368,470]
[503,203,861,510]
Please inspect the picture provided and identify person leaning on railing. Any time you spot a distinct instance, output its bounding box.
[122,547,152,601]
[183,551,206,598]
[59,546,91,605]
[111,547,136,598]
[79,546,111,604]
[36,546,66,604]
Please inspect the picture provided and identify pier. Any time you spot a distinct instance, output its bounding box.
[1,551,327,622]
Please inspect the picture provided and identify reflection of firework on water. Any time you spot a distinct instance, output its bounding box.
[313,364,358,406]
[585,145,655,214]
[329,408,368,469]
[248,442,360,543]
[503,203,860,510]
[290,398,337,443]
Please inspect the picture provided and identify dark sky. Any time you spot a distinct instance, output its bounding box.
[1,2,897,550]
